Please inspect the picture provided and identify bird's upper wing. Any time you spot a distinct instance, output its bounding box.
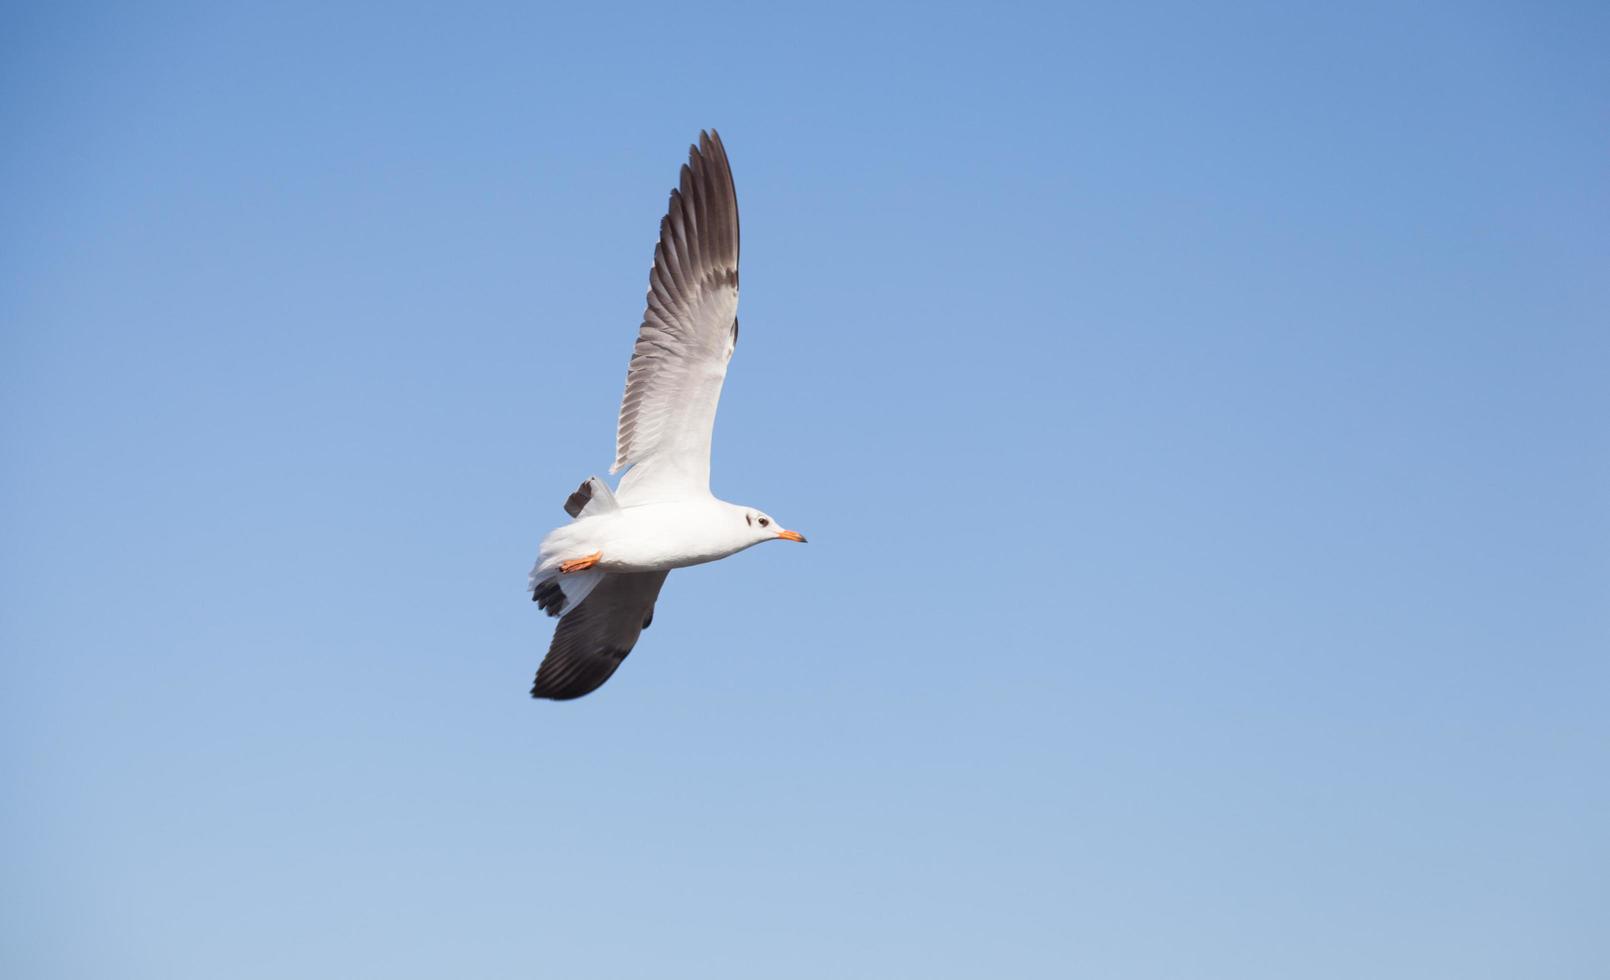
[612,130,740,504]
[530,571,670,701]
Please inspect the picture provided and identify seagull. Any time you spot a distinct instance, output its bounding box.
[527,130,807,701]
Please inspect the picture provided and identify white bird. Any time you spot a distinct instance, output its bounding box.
[527,131,807,701]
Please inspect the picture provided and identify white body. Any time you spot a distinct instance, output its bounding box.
[534,497,757,576]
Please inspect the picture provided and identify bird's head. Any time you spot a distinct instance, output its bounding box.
[739,507,807,545]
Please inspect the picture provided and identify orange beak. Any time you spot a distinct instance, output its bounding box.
[775,529,807,543]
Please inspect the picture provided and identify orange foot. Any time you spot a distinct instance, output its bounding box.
[559,550,603,574]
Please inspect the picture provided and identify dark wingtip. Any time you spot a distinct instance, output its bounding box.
[531,646,631,701]
[532,676,587,700]
[531,676,578,700]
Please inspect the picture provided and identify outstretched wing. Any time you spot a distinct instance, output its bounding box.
[530,572,670,701]
[613,130,740,504]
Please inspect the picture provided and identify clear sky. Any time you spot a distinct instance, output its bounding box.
[3,2,1607,977]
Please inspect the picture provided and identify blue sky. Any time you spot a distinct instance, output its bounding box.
[3,2,1607,977]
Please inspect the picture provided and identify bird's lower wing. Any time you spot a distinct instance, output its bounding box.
[531,571,671,701]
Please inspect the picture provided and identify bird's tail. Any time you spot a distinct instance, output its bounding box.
[529,476,617,617]
[530,565,605,619]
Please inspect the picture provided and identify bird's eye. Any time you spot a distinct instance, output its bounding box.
[758,518,770,527]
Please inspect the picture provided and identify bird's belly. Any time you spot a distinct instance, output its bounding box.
[592,506,740,572]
